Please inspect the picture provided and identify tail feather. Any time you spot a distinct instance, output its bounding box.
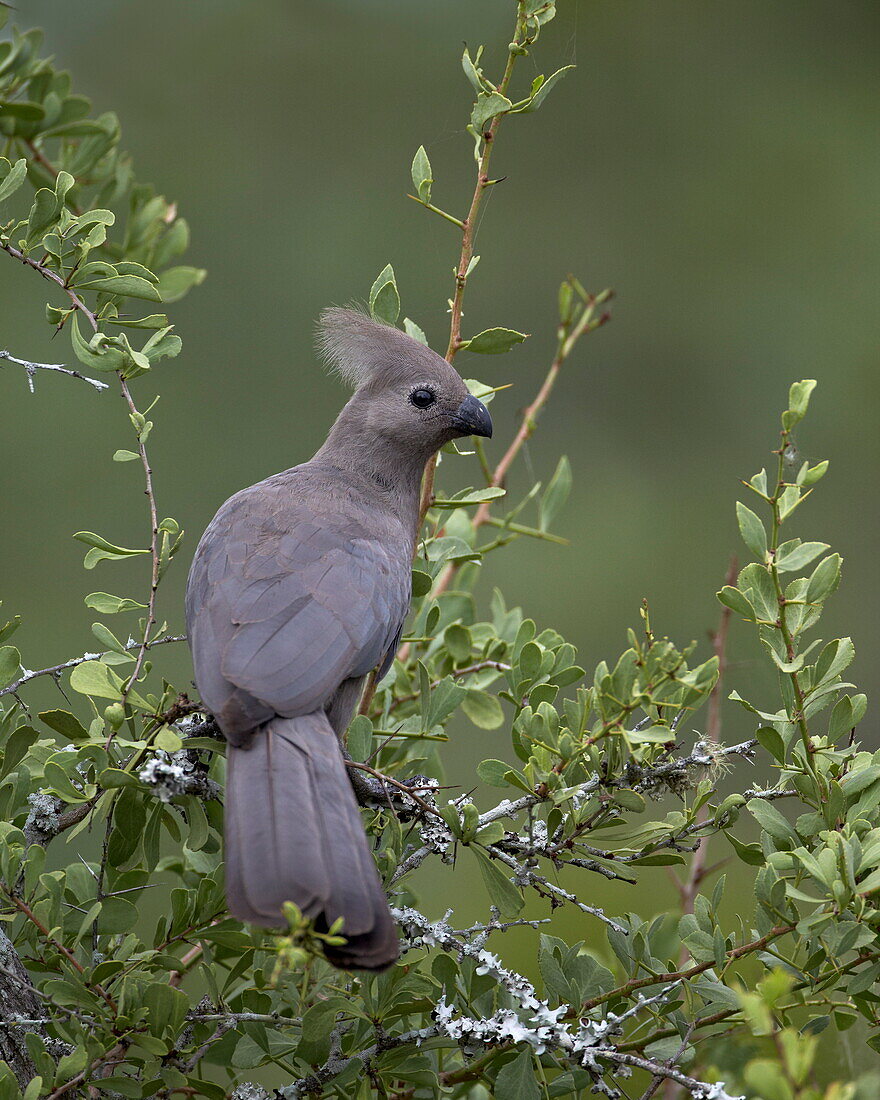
[225,712,398,970]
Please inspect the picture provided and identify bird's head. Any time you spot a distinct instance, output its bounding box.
[317,307,492,459]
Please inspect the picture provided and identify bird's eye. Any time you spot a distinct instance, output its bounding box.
[410,387,436,409]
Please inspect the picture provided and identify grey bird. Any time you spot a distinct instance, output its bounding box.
[185,307,493,970]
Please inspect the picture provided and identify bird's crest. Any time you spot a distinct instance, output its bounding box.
[316,306,440,389]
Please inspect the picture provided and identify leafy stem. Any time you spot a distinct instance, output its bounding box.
[769,429,818,781]
[417,0,530,529]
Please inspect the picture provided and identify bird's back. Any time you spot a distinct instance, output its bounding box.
[185,460,412,743]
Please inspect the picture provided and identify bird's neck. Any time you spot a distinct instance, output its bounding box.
[314,415,427,537]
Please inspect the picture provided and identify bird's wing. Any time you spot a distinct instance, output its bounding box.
[186,479,409,735]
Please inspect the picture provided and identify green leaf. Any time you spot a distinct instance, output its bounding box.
[98,768,138,789]
[112,449,139,462]
[433,487,506,508]
[73,531,149,569]
[461,47,487,94]
[155,726,182,752]
[725,831,765,866]
[25,187,61,247]
[0,725,38,780]
[299,996,352,1046]
[347,714,372,762]
[782,379,817,430]
[471,91,512,132]
[471,846,523,917]
[613,789,646,813]
[70,317,122,372]
[763,642,804,675]
[85,592,147,614]
[0,101,45,121]
[69,660,122,701]
[755,726,785,763]
[736,502,767,559]
[91,622,127,655]
[494,1050,541,1100]
[403,317,428,345]
[748,799,799,845]
[141,325,182,363]
[521,65,575,112]
[97,896,138,934]
[410,145,432,203]
[462,327,527,354]
[540,456,571,531]
[777,485,801,522]
[503,769,532,793]
[0,157,27,202]
[39,710,89,740]
[476,821,504,846]
[814,637,855,686]
[445,624,471,662]
[43,759,86,803]
[857,868,880,895]
[155,265,206,303]
[411,569,432,598]
[828,696,854,741]
[801,460,828,486]
[0,645,21,689]
[716,586,757,622]
[519,641,542,680]
[745,1059,795,1100]
[75,274,162,301]
[105,313,169,330]
[775,540,829,573]
[369,263,400,325]
[477,759,512,787]
[462,691,504,729]
[0,612,19,645]
[805,554,842,604]
[738,562,777,621]
[143,983,189,1037]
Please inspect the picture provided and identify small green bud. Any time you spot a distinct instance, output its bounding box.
[461,802,479,842]
[104,703,125,730]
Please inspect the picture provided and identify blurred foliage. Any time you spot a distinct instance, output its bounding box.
[0,1,879,1098]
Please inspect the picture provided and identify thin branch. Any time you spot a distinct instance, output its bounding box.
[362,7,529,695]
[670,557,737,910]
[44,1042,127,1100]
[387,659,510,710]
[415,5,528,534]
[0,349,108,392]
[20,137,84,216]
[116,378,161,713]
[344,759,443,819]
[1,226,167,728]
[0,240,98,330]
[0,633,185,700]
[430,290,612,604]
[664,557,736,1100]
[579,923,795,1014]
[646,1024,696,1100]
[5,893,117,1014]
[488,845,627,932]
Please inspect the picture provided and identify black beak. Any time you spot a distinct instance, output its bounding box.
[451,394,493,439]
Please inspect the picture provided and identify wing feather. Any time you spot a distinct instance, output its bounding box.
[186,468,409,739]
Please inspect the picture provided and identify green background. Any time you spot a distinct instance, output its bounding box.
[2,0,879,1084]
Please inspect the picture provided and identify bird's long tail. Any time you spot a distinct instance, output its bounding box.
[224,711,398,970]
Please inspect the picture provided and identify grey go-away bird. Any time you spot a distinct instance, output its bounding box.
[185,307,492,970]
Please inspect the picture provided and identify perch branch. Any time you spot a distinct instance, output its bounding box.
[0,349,108,392]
